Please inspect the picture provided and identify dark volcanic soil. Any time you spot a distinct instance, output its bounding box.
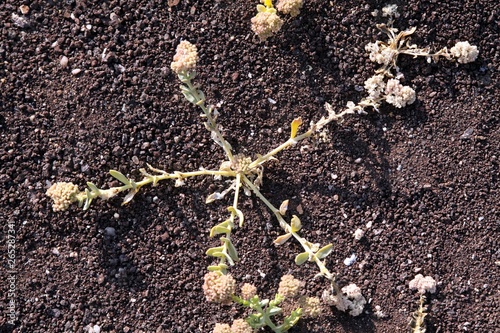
[0,0,498,332]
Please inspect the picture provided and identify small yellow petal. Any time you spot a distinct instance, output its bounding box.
[290,117,302,138]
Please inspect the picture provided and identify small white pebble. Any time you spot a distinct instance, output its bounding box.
[52,248,60,256]
[60,56,69,68]
[344,253,357,266]
[71,68,82,75]
[354,228,365,240]
[113,213,119,219]
[366,221,373,228]
[268,98,277,104]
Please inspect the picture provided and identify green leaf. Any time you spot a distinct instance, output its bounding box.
[206,246,225,257]
[295,252,309,265]
[207,263,228,272]
[209,225,230,237]
[86,182,100,194]
[83,189,92,210]
[180,85,191,93]
[208,251,226,259]
[316,244,333,259]
[281,308,302,331]
[197,89,205,101]
[268,306,282,316]
[221,237,239,262]
[291,215,302,232]
[246,313,265,329]
[228,206,244,227]
[109,170,131,186]
[182,91,198,104]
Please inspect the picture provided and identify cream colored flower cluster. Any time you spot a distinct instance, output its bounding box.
[409,274,437,294]
[251,10,283,41]
[212,319,253,333]
[450,41,479,64]
[276,0,303,17]
[240,283,257,300]
[170,40,198,74]
[203,272,236,304]
[277,274,302,298]
[298,296,322,318]
[46,182,80,212]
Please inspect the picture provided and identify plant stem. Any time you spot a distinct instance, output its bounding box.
[183,76,234,162]
[77,168,236,203]
[241,175,335,281]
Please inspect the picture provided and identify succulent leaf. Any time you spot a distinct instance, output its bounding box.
[291,215,302,232]
[86,182,100,194]
[228,206,244,227]
[295,252,309,265]
[279,199,289,215]
[206,246,225,256]
[316,244,333,259]
[109,170,131,185]
[210,225,231,237]
[273,233,292,245]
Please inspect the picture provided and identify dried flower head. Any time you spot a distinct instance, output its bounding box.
[46,182,80,212]
[381,4,400,19]
[276,0,303,17]
[230,319,253,333]
[278,274,302,298]
[322,283,366,317]
[364,74,386,99]
[171,40,198,74]
[409,274,437,294]
[384,79,416,108]
[240,283,257,300]
[203,272,236,304]
[449,41,479,64]
[212,323,231,333]
[299,296,322,318]
[365,42,397,66]
[251,10,283,41]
